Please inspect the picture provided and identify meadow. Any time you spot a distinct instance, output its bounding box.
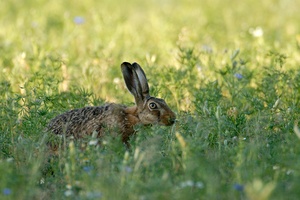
[1,0,300,199]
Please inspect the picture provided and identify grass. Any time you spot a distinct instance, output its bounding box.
[1,0,300,199]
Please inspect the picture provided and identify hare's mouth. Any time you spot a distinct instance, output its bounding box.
[168,117,176,125]
[158,115,176,126]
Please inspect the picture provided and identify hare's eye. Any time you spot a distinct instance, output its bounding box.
[149,102,158,109]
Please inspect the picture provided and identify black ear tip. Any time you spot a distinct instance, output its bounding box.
[121,62,131,66]
[121,62,140,66]
[132,62,140,67]
[121,62,134,71]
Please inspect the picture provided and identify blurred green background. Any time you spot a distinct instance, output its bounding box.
[1,0,299,101]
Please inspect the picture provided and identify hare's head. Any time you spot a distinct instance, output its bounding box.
[121,62,176,126]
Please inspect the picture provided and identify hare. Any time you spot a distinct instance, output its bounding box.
[47,62,176,145]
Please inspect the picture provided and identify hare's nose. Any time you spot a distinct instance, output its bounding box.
[169,117,176,125]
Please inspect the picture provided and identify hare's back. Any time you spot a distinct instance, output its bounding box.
[47,105,112,138]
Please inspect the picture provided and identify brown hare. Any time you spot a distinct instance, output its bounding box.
[47,62,176,145]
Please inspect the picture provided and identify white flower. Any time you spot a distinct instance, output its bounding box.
[249,27,264,37]
[179,180,204,189]
[64,189,73,197]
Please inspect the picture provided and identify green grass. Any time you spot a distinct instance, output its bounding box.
[1,0,300,199]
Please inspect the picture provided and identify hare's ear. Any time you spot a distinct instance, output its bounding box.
[132,62,150,98]
[121,62,150,106]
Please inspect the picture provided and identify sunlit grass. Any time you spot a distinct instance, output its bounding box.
[1,0,300,199]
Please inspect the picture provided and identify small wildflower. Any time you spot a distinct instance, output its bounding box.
[40,178,45,184]
[124,166,132,173]
[180,180,194,188]
[113,78,121,84]
[273,165,279,170]
[196,64,202,71]
[232,136,238,141]
[89,139,98,146]
[145,53,156,64]
[249,27,264,37]
[195,181,204,189]
[66,184,72,190]
[286,169,293,175]
[6,158,14,162]
[179,180,204,189]
[233,183,244,191]
[64,189,73,197]
[3,188,12,195]
[86,191,102,199]
[73,16,85,25]
[83,166,93,172]
[234,73,243,79]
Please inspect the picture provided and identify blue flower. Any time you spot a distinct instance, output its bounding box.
[124,166,132,173]
[233,183,244,191]
[73,16,85,25]
[234,73,243,79]
[87,191,102,199]
[3,188,12,195]
[83,166,93,172]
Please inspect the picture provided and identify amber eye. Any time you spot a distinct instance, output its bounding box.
[149,102,158,109]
